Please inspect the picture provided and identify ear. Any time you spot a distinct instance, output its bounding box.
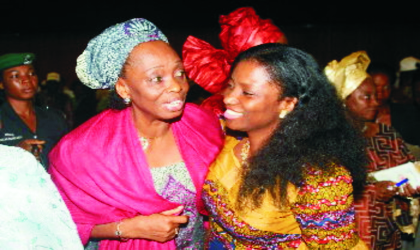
[0,81,3,90]
[278,97,298,112]
[115,78,130,99]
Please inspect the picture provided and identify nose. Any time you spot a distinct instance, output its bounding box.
[371,95,379,107]
[20,75,31,86]
[167,77,185,93]
[223,87,239,105]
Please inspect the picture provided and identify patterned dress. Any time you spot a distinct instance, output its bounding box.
[203,136,367,249]
[354,123,416,249]
[150,162,205,249]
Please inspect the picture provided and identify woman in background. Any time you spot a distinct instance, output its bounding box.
[0,53,68,169]
[325,51,419,249]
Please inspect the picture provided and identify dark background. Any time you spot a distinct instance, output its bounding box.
[1,0,419,88]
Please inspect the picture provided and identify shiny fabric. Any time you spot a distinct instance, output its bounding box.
[324,51,371,99]
[203,136,368,249]
[354,122,416,249]
[182,7,287,95]
[49,103,224,249]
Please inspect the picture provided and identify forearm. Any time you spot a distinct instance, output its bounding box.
[89,209,188,243]
[91,221,122,240]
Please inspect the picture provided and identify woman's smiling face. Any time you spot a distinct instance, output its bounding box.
[116,41,189,122]
[223,60,283,135]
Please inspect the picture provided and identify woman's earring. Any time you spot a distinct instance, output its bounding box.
[279,110,289,119]
[123,97,131,105]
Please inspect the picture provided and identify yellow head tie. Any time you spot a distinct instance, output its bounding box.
[324,51,371,100]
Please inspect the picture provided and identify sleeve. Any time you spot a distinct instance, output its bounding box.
[290,165,361,249]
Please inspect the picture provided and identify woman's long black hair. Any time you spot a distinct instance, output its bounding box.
[232,43,367,208]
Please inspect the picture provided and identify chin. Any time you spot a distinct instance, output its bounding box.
[162,109,184,122]
[225,120,247,132]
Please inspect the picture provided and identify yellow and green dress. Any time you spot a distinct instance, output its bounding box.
[203,136,368,249]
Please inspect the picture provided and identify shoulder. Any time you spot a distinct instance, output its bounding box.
[206,135,240,179]
[182,103,221,126]
[177,103,224,141]
[293,163,354,208]
[0,144,39,173]
[52,109,129,152]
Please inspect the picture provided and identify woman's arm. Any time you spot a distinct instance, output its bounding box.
[291,165,361,249]
[91,206,188,242]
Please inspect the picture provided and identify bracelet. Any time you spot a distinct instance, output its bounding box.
[115,221,129,242]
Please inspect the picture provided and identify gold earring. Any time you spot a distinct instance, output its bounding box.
[279,110,289,119]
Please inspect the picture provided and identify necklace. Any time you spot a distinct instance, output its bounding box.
[240,139,251,166]
[139,135,160,150]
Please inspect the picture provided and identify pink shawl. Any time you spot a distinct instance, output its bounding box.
[49,103,224,249]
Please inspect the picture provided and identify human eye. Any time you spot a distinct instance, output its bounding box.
[226,81,234,89]
[175,69,186,78]
[28,71,37,77]
[150,76,164,83]
[9,73,19,79]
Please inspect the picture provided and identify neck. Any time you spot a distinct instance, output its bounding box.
[246,126,277,156]
[7,98,34,116]
[131,108,172,138]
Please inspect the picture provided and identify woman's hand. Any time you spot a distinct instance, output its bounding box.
[396,183,420,197]
[375,181,398,201]
[122,206,188,242]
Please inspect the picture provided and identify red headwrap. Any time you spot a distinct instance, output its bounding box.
[183,7,287,95]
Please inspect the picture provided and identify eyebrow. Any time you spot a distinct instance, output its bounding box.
[143,60,183,73]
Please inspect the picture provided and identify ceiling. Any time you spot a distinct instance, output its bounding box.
[2,1,417,34]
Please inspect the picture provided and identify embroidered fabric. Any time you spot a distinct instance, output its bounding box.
[0,145,83,249]
[150,162,204,249]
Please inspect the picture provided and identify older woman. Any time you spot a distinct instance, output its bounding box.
[325,51,419,249]
[202,43,368,249]
[48,18,224,249]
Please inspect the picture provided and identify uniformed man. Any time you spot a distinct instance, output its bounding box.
[0,53,68,170]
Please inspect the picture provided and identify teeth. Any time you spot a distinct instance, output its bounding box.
[168,100,182,107]
[224,109,243,119]
[167,100,181,107]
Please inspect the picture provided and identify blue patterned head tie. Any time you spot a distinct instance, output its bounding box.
[76,18,168,89]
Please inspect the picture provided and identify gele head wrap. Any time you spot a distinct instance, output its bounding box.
[182,7,287,94]
[76,18,168,89]
[324,51,371,100]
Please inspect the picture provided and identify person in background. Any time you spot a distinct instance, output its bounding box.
[0,144,83,249]
[203,43,368,249]
[325,51,419,249]
[0,53,68,169]
[182,6,288,116]
[368,62,420,150]
[49,18,224,249]
[36,72,74,128]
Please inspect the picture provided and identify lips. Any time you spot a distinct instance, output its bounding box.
[163,99,184,112]
[22,88,35,94]
[224,109,244,119]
